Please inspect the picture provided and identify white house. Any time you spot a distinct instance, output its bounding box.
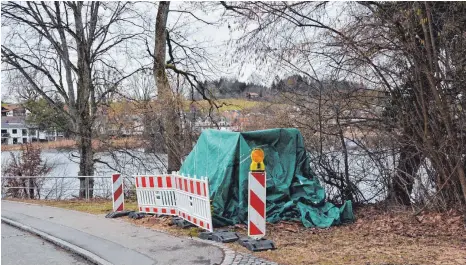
[1,117,36,145]
[1,116,63,145]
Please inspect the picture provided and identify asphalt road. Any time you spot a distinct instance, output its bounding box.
[1,223,91,265]
[2,201,224,265]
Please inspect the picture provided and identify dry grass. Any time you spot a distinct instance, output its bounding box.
[1,138,143,152]
[1,140,76,151]
[186,98,260,112]
[242,222,466,265]
[239,206,466,265]
[125,205,466,265]
[5,198,138,215]
[9,199,466,265]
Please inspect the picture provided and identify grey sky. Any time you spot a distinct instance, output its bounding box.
[0,1,269,103]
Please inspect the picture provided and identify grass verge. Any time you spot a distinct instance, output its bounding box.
[5,198,138,215]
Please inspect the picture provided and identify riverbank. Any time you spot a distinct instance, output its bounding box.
[1,139,76,151]
[6,199,466,265]
[1,137,143,152]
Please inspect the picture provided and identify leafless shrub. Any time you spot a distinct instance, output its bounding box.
[2,143,51,199]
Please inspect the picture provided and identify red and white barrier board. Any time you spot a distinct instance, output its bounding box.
[134,174,177,215]
[112,173,124,212]
[133,172,213,232]
[248,171,266,239]
[174,173,213,232]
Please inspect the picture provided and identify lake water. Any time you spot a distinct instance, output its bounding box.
[1,149,167,199]
[1,148,394,202]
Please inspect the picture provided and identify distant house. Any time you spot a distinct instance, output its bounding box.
[1,106,13,116]
[245,92,260,99]
[1,116,65,145]
[1,117,37,145]
[1,103,64,145]
[192,117,231,132]
[1,104,29,117]
[94,101,147,137]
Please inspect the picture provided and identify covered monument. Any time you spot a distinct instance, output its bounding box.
[179,128,354,228]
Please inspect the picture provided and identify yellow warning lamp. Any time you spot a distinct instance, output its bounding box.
[250,148,265,171]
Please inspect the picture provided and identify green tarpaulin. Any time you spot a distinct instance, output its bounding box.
[179,128,354,228]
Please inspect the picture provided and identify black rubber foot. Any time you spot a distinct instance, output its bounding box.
[199,230,239,243]
[238,237,276,251]
[128,211,147,219]
[171,217,195,228]
[105,210,133,218]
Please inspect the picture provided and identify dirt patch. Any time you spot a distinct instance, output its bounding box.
[123,215,198,238]
[10,199,466,265]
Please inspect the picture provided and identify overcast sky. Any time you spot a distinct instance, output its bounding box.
[0,1,272,103]
[166,2,268,83]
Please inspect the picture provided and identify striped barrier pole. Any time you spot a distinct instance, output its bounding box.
[112,173,124,212]
[248,148,266,239]
[248,171,266,239]
[240,148,276,251]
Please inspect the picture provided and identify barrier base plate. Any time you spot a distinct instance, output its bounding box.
[238,237,276,252]
[105,210,133,219]
[199,230,239,243]
[172,217,195,228]
[128,212,147,219]
[198,231,213,240]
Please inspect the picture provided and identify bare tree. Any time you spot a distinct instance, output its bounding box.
[151,2,229,172]
[221,1,466,208]
[2,2,147,198]
[153,2,181,173]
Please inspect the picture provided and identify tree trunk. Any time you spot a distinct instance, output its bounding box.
[153,2,182,173]
[74,1,95,199]
[21,178,27,199]
[336,109,353,202]
[460,163,466,204]
[434,156,466,206]
[391,144,422,205]
[78,127,94,198]
[28,178,34,199]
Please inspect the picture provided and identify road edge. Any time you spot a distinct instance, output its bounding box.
[1,217,112,265]
[2,200,278,265]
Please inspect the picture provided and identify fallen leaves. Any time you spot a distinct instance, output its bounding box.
[228,204,466,265]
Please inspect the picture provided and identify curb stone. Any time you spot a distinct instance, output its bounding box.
[137,224,279,265]
[190,237,279,265]
[1,217,112,265]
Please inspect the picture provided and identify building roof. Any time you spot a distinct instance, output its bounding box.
[1,122,27,129]
[1,104,24,112]
[1,116,36,129]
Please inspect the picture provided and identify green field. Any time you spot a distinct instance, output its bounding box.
[185,98,261,112]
